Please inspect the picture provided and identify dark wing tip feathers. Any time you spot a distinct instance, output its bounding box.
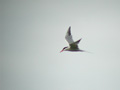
[79,38,82,42]
[79,38,82,41]
[75,38,82,44]
[68,26,71,36]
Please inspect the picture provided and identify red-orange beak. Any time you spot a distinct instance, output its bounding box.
[60,49,64,53]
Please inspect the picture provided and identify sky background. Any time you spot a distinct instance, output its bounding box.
[1,0,120,90]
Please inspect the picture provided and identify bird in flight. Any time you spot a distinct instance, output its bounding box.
[60,26,85,53]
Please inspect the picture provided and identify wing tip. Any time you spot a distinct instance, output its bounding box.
[76,38,82,44]
[79,38,82,41]
[67,26,71,36]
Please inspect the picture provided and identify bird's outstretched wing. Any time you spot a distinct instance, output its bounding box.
[65,26,74,44]
[70,38,82,49]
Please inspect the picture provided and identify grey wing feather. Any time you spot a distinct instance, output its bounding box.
[65,26,74,44]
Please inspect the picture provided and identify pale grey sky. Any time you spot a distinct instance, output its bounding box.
[1,0,120,90]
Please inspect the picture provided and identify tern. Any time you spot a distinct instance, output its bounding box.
[60,26,85,53]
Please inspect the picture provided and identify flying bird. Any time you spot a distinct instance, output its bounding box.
[60,26,85,53]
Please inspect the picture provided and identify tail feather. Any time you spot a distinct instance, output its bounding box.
[80,50,93,53]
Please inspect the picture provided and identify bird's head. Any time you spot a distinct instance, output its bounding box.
[60,47,68,53]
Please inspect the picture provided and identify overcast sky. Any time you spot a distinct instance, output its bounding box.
[1,0,120,90]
